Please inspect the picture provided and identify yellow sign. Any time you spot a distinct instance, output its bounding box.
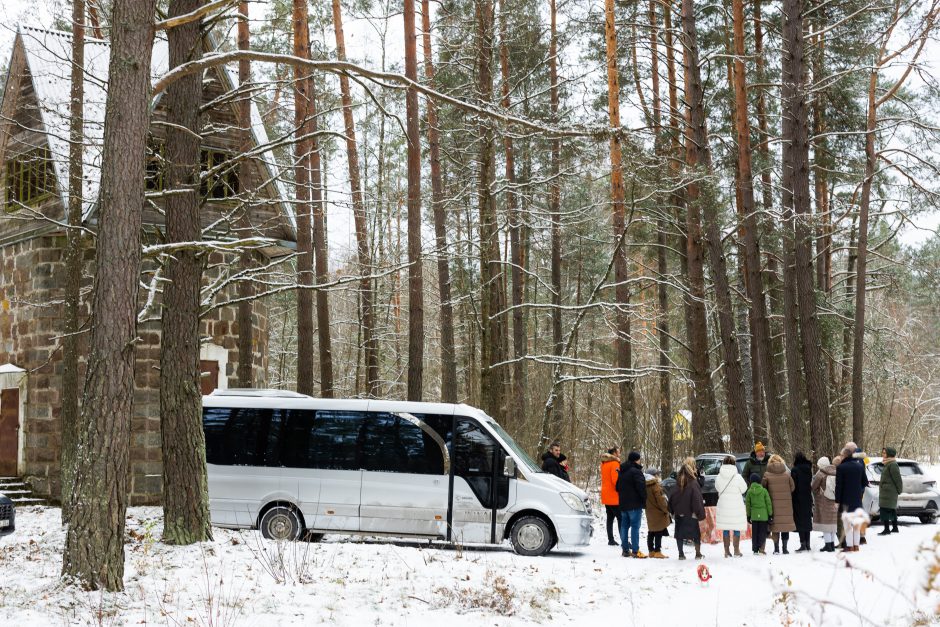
[674,411,692,442]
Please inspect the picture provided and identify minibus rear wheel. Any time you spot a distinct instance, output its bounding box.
[259,505,303,541]
[510,515,553,556]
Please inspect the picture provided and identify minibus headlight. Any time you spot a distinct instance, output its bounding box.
[561,492,587,512]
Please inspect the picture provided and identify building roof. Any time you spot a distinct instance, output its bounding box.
[11,25,294,232]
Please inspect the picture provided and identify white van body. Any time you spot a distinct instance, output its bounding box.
[203,390,592,555]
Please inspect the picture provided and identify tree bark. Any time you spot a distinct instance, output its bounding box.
[781,0,833,457]
[333,0,378,396]
[731,0,785,452]
[61,0,157,590]
[236,0,254,388]
[476,0,508,421]
[603,0,637,449]
[421,0,458,403]
[160,0,212,546]
[293,0,315,396]
[679,0,724,453]
[547,0,563,435]
[404,0,425,401]
[61,0,86,524]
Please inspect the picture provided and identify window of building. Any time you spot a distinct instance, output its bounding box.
[201,149,239,200]
[5,147,56,208]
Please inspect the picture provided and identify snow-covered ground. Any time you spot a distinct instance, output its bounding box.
[2,503,939,627]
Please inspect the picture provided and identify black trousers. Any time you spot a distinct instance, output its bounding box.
[605,505,622,542]
[647,530,665,552]
[751,521,769,553]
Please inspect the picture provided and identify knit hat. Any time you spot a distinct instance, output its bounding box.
[817,456,831,469]
[627,451,641,463]
[749,473,761,484]
[647,467,661,477]
[884,446,897,457]
[754,442,766,453]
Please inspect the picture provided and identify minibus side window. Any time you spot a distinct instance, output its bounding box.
[358,413,445,474]
[453,418,509,509]
[309,410,364,470]
[203,407,280,466]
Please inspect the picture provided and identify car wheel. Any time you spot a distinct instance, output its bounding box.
[259,505,303,541]
[510,515,553,556]
[920,513,937,525]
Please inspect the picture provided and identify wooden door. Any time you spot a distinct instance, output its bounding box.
[0,388,19,476]
[200,360,220,395]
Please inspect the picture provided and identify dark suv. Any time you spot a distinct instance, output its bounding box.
[0,493,14,536]
[661,453,750,507]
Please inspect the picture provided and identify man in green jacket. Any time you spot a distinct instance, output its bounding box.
[742,442,770,484]
[878,446,903,535]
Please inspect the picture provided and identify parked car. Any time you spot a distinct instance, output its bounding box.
[866,457,938,524]
[661,453,749,507]
[0,493,14,536]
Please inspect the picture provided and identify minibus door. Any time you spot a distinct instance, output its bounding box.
[448,418,513,545]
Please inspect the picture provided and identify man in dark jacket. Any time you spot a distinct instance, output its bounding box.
[541,442,570,481]
[616,450,647,558]
[878,446,903,535]
[742,442,770,484]
[835,443,869,552]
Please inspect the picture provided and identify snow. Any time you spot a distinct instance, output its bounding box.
[1,504,938,626]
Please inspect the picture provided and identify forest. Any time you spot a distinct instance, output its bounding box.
[1,0,939,592]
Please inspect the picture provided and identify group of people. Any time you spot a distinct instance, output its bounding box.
[590,440,905,559]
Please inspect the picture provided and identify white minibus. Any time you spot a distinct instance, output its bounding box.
[203,390,593,556]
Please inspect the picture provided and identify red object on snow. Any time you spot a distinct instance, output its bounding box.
[697,564,712,583]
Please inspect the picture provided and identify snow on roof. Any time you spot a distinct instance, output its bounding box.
[15,25,293,231]
[0,363,26,373]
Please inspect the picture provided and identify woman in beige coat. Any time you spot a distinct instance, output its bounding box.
[762,454,795,554]
[811,456,839,552]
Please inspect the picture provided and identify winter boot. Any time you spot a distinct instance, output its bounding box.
[782,534,789,554]
[891,522,900,533]
[723,535,732,558]
[773,540,780,555]
[622,549,630,558]
[821,542,835,553]
[633,551,648,559]
[860,535,867,545]
[878,521,891,536]
[694,542,704,560]
[732,535,743,557]
[677,540,685,560]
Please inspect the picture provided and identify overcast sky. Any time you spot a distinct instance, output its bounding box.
[2,0,938,251]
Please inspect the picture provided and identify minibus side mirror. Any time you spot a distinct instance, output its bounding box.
[503,456,516,478]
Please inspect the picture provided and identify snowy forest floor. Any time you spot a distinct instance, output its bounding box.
[1,503,939,626]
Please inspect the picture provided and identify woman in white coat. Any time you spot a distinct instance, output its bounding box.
[715,455,748,557]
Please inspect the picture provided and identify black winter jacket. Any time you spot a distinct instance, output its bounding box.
[835,457,868,512]
[541,452,570,481]
[615,461,647,511]
[790,459,814,532]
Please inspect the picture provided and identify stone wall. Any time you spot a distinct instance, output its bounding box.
[0,234,274,504]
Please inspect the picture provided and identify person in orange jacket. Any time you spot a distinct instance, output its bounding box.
[600,446,621,546]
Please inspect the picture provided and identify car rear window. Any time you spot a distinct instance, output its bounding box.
[899,464,922,476]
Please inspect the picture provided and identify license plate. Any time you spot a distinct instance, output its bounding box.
[0,520,9,527]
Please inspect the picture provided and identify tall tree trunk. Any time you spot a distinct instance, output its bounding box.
[839,216,857,439]
[852,69,878,450]
[499,0,528,427]
[732,0,785,451]
[236,0,254,388]
[603,0,637,449]
[160,0,212,546]
[476,0,508,421]
[307,79,334,397]
[678,0,723,453]
[421,0,458,403]
[547,0,564,435]
[404,0,425,401]
[651,0,672,472]
[333,0,378,396]
[61,0,157,590]
[781,0,833,457]
[293,0,315,396]
[61,0,86,524]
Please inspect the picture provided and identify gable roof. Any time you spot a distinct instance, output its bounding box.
[9,25,295,235]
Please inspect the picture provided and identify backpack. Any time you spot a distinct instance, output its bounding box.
[824,475,836,501]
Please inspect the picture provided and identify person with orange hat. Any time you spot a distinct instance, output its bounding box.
[743,442,770,485]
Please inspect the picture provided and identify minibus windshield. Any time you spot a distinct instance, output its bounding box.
[488,421,544,474]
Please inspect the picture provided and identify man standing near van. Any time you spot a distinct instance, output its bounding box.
[616,450,648,558]
[542,442,571,481]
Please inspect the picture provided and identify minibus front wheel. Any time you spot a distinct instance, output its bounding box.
[510,515,553,556]
[259,504,304,541]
